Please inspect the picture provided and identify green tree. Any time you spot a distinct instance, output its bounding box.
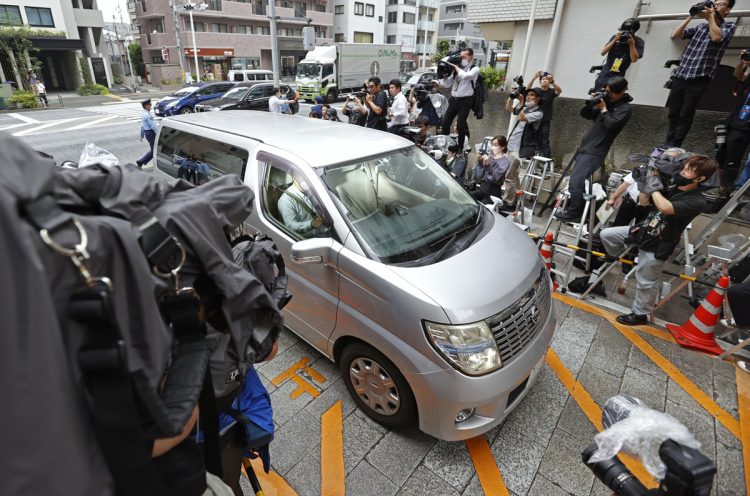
[0,26,43,89]
[432,39,451,64]
[128,43,145,77]
[479,66,506,90]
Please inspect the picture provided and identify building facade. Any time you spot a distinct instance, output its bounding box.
[384,0,438,71]
[331,0,384,44]
[133,0,334,84]
[437,0,486,66]
[0,0,109,91]
[468,0,749,108]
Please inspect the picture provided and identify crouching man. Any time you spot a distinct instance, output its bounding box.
[600,156,717,325]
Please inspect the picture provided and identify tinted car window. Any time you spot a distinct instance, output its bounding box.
[263,86,276,97]
[196,86,213,96]
[233,73,245,82]
[214,84,232,94]
[248,86,264,98]
[156,128,249,185]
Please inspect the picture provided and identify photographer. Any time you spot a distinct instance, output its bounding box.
[504,88,544,209]
[716,53,750,198]
[446,144,468,184]
[471,136,511,204]
[529,71,562,158]
[387,79,409,134]
[439,47,480,150]
[364,77,389,131]
[342,95,366,126]
[665,0,736,147]
[594,19,645,92]
[600,156,717,325]
[555,77,633,222]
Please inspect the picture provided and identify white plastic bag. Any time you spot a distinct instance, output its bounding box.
[587,395,701,479]
[78,142,119,168]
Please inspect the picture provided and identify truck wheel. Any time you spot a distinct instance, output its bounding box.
[340,342,416,429]
[326,89,338,103]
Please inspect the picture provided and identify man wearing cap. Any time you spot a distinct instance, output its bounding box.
[137,99,159,168]
[594,18,645,92]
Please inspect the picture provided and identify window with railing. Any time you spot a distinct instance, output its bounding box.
[205,0,222,11]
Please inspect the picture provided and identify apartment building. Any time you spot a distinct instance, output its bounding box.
[384,0,438,70]
[437,0,486,66]
[133,0,333,83]
[331,0,384,44]
[0,0,109,90]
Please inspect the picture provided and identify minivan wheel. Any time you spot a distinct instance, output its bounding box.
[179,106,193,114]
[340,343,416,429]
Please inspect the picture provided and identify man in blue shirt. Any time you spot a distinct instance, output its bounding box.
[665,0,736,147]
[136,99,159,168]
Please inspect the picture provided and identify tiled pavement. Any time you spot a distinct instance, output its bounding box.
[239,297,747,496]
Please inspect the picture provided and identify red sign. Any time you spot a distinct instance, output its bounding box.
[183,48,235,57]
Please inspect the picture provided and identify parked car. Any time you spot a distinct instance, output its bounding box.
[195,83,298,114]
[405,71,438,88]
[227,69,274,83]
[152,112,555,441]
[154,81,235,116]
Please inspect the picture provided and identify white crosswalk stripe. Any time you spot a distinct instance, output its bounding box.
[77,101,163,122]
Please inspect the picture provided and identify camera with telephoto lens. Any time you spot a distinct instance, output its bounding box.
[351,83,369,101]
[410,83,433,104]
[510,75,527,99]
[689,0,714,16]
[586,90,607,107]
[437,46,463,79]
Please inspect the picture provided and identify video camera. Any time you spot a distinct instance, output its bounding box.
[689,0,714,16]
[409,82,433,104]
[510,75,527,99]
[582,395,716,495]
[437,46,463,79]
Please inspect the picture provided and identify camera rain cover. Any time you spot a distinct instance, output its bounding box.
[587,395,701,479]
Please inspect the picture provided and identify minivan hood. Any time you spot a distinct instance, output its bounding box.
[386,212,543,325]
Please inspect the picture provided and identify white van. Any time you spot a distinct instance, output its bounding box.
[153,111,556,441]
[227,70,274,83]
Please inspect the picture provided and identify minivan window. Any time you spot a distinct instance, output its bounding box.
[233,73,245,82]
[156,128,249,185]
[321,147,480,264]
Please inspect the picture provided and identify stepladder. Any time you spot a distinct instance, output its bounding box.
[518,156,555,215]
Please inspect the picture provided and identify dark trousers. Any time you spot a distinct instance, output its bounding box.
[539,121,552,158]
[471,182,504,204]
[612,195,650,227]
[719,126,750,189]
[666,77,711,147]
[441,96,473,149]
[728,280,750,328]
[138,129,156,166]
[565,152,605,214]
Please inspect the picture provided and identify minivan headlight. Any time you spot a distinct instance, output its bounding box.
[424,320,502,375]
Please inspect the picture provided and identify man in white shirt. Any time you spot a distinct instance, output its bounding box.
[439,47,480,150]
[387,79,409,134]
[268,87,282,113]
[278,172,326,238]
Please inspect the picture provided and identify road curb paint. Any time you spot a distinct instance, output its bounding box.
[321,401,345,496]
[545,348,658,488]
[241,456,298,496]
[737,367,750,494]
[271,357,325,399]
[554,293,741,439]
[465,436,510,496]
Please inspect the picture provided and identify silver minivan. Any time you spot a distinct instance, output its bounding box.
[153,112,556,441]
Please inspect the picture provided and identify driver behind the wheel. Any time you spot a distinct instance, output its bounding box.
[278,171,327,238]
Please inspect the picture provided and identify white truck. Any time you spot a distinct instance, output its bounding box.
[295,43,402,102]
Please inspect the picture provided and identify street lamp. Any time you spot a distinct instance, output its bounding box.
[178,2,207,82]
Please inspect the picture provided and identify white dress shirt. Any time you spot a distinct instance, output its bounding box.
[440,63,480,98]
[388,92,409,126]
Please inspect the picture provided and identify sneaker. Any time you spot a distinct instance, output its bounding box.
[616,313,648,326]
[141,163,154,171]
[554,210,580,222]
[739,361,749,373]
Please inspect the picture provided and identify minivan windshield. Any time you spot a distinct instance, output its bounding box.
[223,87,250,100]
[321,147,481,265]
[297,63,321,78]
[172,86,197,97]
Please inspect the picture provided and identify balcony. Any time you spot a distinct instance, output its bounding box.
[417,20,437,32]
[142,31,172,47]
[416,43,434,55]
[73,7,104,28]
[419,0,439,8]
[135,0,170,19]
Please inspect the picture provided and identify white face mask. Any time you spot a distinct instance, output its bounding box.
[460,59,469,67]
[298,180,309,191]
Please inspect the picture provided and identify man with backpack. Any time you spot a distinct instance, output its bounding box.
[439,47,480,150]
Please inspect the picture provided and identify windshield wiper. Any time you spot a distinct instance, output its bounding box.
[398,206,483,266]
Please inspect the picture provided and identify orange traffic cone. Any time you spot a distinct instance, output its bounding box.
[540,232,559,291]
[666,275,728,355]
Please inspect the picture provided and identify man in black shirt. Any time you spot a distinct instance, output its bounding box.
[528,71,562,158]
[554,76,633,222]
[600,156,717,325]
[716,54,750,197]
[364,77,389,131]
[594,18,645,92]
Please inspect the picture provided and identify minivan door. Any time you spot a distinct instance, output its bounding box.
[247,147,343,352]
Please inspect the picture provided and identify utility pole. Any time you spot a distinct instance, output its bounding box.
[172,0,185,73]
[268,0,280,87]
[117,4,137,91]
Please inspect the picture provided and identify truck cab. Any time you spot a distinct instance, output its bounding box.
[296,46,338,103]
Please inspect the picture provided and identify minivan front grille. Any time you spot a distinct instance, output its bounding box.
[486,269,551,365]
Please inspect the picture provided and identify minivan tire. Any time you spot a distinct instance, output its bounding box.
[340,342,416,430]
[179,106,193,114]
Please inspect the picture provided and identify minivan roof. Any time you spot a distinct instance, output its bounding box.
[167,111,411,168]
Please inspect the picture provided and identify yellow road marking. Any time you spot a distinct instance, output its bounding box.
[321,401,345,496]
[464,436,510,496]
[106,93,126,101]
[545,348,658,488]
[554,293,741,438]
[242,457,298,496]
[737,367,750,494]
[271,357,325,399]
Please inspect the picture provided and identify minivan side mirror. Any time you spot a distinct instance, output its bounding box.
[291,237,340,265]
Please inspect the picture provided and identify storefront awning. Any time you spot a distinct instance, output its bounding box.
[31,37,86,51]
[184,48,234,57]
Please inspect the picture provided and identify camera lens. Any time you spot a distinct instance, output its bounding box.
[582,445,648,496]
